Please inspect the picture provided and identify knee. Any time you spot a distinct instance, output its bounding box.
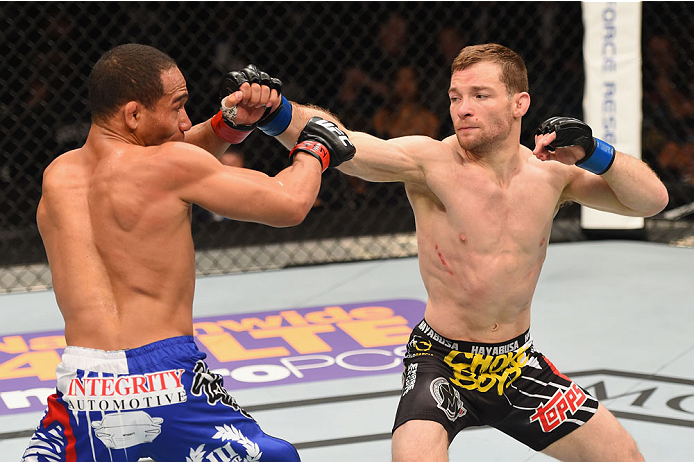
[623,439,645,462]
[597,434,644,462]
[392,420,449,462]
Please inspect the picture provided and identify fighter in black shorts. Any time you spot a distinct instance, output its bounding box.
[264,41,662,460]
[394,319,599,451]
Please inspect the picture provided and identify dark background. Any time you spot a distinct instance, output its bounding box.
[1,2,693,280]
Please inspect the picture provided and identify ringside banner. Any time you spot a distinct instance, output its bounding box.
[581,1,644,230]
[0,299,424,416]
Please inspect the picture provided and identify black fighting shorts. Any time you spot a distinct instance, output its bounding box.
[393,319,599,451]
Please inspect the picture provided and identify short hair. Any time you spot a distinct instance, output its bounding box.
[451,43,529,96]
[88,43,177,124]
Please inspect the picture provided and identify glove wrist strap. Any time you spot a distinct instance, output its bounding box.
[259,96,292,136]
[211,111,252,144]
[289,140,330,172]
[575,138,615,175]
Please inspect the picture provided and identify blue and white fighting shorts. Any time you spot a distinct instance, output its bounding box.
[22,336,299,462]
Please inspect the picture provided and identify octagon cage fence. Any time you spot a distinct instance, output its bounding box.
[1,2,693,293]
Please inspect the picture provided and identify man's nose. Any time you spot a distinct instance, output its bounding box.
[180,110,192,131]
[456,97,473,118]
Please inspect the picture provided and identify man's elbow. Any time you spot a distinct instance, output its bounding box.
[270,196,314,227]
[657,184,670,210]
[642,184,670,217]
[275,210,308,227]
[652,184,670,215]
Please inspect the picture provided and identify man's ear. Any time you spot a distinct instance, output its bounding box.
[512,92,530,118]
[123,101,139,130]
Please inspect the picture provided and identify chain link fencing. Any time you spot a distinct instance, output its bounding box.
[1,2,693,293]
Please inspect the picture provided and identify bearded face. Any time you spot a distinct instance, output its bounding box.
[448,62,521,155]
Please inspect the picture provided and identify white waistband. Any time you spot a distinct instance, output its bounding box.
[60,346,129,375]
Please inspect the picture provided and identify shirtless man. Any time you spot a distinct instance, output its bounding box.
[23,44,353,462]
[268,43,668,461]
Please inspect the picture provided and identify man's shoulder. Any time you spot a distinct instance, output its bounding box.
[154,140,211,159]
[393,134,454,156]
[417,135,461,164]
[522,146,575,196]
[137,142,222,188]
[128,142,213,172]
[440,135,460,150]
[43,147,85,177]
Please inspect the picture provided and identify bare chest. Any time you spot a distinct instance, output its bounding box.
[411,161,563,250]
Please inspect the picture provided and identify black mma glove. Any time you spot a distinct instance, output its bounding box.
[211,64,292,143]
[535,117,615,174]
[289,117,356,172]
[220,64,289,132]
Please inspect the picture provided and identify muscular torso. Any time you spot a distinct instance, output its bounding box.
[37,139,196,349]
[406,137,570,342]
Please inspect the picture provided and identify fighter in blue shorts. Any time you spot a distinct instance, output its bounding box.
[23,337,297,461]
[26,43,355,462]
